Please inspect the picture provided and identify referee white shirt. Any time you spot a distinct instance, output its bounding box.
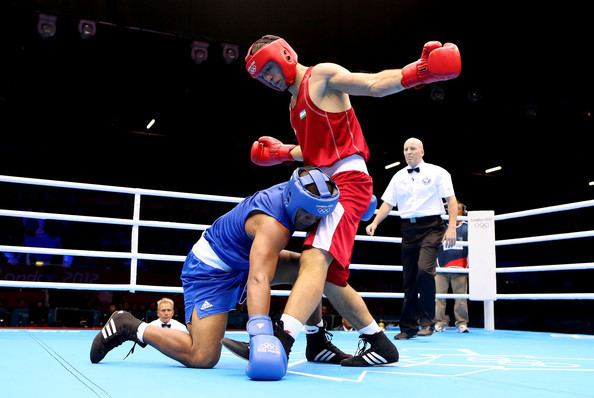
[381,161,455,219]
[149,318,189,334]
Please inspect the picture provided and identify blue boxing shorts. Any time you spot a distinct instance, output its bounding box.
[181,251,248,323]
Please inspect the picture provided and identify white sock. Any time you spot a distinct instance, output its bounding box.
[280,314,304,340]
[136,322,149,343]
[304,319,324,334]
[358,320,381,336]
[304,325,318,334]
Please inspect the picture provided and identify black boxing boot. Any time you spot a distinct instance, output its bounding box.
[90,311,146,363]
[340,331,399,367]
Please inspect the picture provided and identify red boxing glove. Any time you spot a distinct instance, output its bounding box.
[401,41,461,89]
[250,136,296,167]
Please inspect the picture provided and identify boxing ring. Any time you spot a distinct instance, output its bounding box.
[1,174,593,398]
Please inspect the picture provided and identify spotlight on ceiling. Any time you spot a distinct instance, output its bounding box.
[191,41,209,64]
[485,166,502,174]
[385,161,401,170]
[37,14,57,39]
[222,43,239,64]
[78,19,96,40]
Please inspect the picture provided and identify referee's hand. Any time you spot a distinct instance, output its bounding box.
[442,227,457,248]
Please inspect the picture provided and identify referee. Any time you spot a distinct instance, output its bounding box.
[366,137,458,340]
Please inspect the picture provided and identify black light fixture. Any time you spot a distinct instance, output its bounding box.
[37,14,57,39]
[467,89,482,103]
[78,19,96,40]
[222,43,239,64]
[429,85,445,102]
[191,41,209,64]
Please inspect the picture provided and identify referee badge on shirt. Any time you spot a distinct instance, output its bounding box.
[299,109,306,120]
[422,177,431,185]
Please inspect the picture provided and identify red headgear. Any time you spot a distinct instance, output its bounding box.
[245,37,298,90]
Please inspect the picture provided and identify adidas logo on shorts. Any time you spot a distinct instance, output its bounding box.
[200,300,213,310]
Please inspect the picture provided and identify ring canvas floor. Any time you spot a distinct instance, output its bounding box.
[1,328,593,398]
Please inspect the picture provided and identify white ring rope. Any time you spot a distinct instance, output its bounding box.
[496,231,594,246]
[494,199,594,221]
[496,293,594,300]
[497,262,594,273]
[0,174,243,203]
[1,174,593,331]
[0,245,470,274]
[0,210,210,231]
[0,278,466,300]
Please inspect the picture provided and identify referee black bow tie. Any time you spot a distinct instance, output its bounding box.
[408,167,420,173]
[162,323,171,328]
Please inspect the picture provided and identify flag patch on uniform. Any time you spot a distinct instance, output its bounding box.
[299,109,306,119]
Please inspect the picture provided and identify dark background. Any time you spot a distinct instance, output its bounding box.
[0,1,592,332]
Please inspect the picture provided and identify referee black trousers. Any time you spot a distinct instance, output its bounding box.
[398,217,445,334]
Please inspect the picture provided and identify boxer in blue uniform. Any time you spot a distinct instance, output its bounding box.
[90,167,353,380]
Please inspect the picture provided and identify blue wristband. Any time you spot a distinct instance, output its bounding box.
[247,314,273,336]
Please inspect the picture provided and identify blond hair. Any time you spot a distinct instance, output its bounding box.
[157,297,174,308]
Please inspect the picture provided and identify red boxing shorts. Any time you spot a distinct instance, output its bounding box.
[303,170,373,286]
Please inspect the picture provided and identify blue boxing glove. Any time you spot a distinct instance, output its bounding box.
[361,195,377,222]
[245,315,288,381]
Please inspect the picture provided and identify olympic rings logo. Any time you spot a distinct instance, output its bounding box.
[316,205,334,215]
[472,222,491,229]
[256,343,281,354]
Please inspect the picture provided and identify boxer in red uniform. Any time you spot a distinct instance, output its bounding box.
[227,35,461,368]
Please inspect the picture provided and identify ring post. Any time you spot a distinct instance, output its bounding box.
[130,193,141,292]
[468,210,497,331]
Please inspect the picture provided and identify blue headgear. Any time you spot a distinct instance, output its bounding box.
[283,167,339,223]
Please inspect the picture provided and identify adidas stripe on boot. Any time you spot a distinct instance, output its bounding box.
[340,331,399,367]
[305,326,352,364]
[90,310,146,364]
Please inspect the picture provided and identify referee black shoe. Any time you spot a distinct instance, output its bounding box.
[306,326,352,364]
[340,331,399,367]
[90,311,146,363]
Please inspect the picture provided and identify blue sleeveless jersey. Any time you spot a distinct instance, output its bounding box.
[203,182,294,271]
